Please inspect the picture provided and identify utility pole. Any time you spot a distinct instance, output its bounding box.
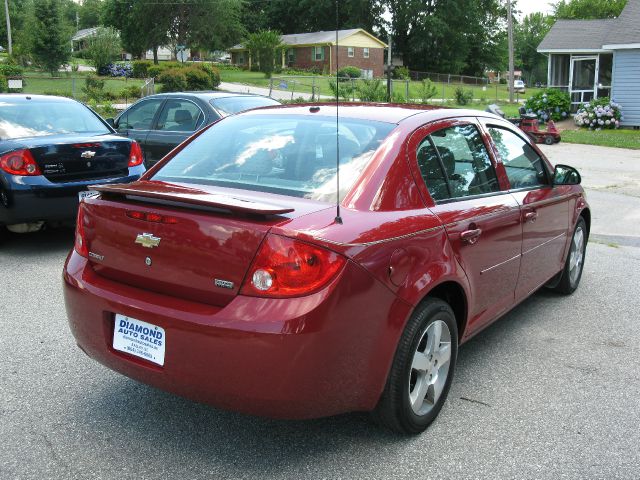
[4,0,12,56]
[507,0,514,104]
[386,33,392,101]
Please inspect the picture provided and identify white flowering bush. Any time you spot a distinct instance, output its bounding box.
[574,98,622,130]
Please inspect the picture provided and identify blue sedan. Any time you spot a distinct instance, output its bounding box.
[0,94,145,235]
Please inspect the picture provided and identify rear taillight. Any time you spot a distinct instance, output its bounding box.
[0,149,41,176]
[75,203,89,258]
[128,141,144,167]
[240,234,346,298]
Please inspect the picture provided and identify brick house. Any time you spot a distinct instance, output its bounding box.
[230,29,387,78]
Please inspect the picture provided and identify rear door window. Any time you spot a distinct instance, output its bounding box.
[416,124,500,201]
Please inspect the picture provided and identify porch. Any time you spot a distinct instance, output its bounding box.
[547,53,613,111]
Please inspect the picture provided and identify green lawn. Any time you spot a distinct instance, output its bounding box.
[219,68,543,102]
[561,129,640,149]
[21,72,146,98]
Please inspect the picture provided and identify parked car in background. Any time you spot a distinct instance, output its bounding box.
[110,92,281,167]
[0,94,145,236]
[65,104,589,434]
[513,79,526,93]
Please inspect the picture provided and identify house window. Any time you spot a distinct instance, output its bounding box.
[597,53,613,98]
[312,46,324,61]
[348,47,354,58]
[363,48,369,59]
[286,48,296,66]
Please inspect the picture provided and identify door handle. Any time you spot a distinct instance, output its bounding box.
[524,211,538,222]
[461,228,482,245]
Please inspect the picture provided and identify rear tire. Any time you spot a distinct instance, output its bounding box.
[372,298,458,434]
[544,135,555,145]
[552,217,587,294]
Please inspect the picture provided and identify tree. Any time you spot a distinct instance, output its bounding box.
[554,0,627,19]
[102,0,171,62]
[86,26,121,73]
[78,0,104,29]
[30,0,71,74]
[514,12,554,85]
[244,30,283,77]
[387,0,507,76]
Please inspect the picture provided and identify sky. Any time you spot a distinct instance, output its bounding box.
[516,0,556,18]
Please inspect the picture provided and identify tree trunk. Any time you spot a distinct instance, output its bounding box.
[153,46,159,65]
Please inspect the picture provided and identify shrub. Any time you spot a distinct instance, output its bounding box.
[524,88,570,122]
[356,79,386,102]
[184,66,211,90]
[132,60,152,78]
[192,63,220,88]
[107,62,132,78]
[574,97,622,129]
[119,85,141,100]
[87,98,117,118]
[393,66,410,80]
[147,65,164,78]
[391,91,406,103]
[337,66,361,81]
[0,76,7,93]
[86,27,122,74]
[82,76,106,101]
[0,64,24,77]
[328,79,354,101]
[158,68,187,92]
[418,79,438,103]
[454,87,473,105]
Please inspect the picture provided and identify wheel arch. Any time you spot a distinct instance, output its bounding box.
[580,207,591,238]
[417,280,468,341]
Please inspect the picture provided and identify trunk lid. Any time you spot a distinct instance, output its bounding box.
[83,181,329,307]
[25,134,131,182]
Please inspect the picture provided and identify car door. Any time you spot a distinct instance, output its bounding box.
[144,98,206,167]
[114,98,165,162]
[482,121,570,301]
[409,119,522,336]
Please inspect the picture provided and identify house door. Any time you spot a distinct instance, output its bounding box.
[570,57,597,110]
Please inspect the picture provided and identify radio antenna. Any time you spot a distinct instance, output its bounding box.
[334,0,343,224]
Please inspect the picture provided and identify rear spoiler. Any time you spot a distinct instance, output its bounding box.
[90,182,295,215]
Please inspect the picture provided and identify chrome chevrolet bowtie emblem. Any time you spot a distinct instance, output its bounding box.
[81,151,96,159]
[135,233,161,248]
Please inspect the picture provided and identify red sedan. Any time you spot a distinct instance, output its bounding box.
[64,104,589,434]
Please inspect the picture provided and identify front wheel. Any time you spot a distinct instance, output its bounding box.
[544,135,555,145]
[552,217,587,294]
[372,298,458,434]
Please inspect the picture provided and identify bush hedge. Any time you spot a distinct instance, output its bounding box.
[524,89,570,122]
[132,60,152,78]
[574,97,622,129]
[0,64,24,77]
[337,66,361,81]
[158,69,187,92]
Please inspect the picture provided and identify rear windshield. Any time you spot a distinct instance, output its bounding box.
[209,96,281,116]
[0,99,109,140]
[153,114,395,202]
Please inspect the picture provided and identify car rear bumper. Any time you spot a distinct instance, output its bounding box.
[63,251,413,419]
[0,168,144,225]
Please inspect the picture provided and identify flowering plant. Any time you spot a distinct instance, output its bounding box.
[524,89,570,122]
[101,62,133,78]
[574,97,622,130]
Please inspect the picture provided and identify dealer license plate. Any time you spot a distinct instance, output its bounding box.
[113,314,166,366]
[78,191,98,201]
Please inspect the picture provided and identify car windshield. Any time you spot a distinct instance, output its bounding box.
[209,96,281,116]
[0,99,109,140]
[153,114,395,202]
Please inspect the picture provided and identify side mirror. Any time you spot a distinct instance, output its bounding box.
[553,164,581,185]
[105,118,115,128]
